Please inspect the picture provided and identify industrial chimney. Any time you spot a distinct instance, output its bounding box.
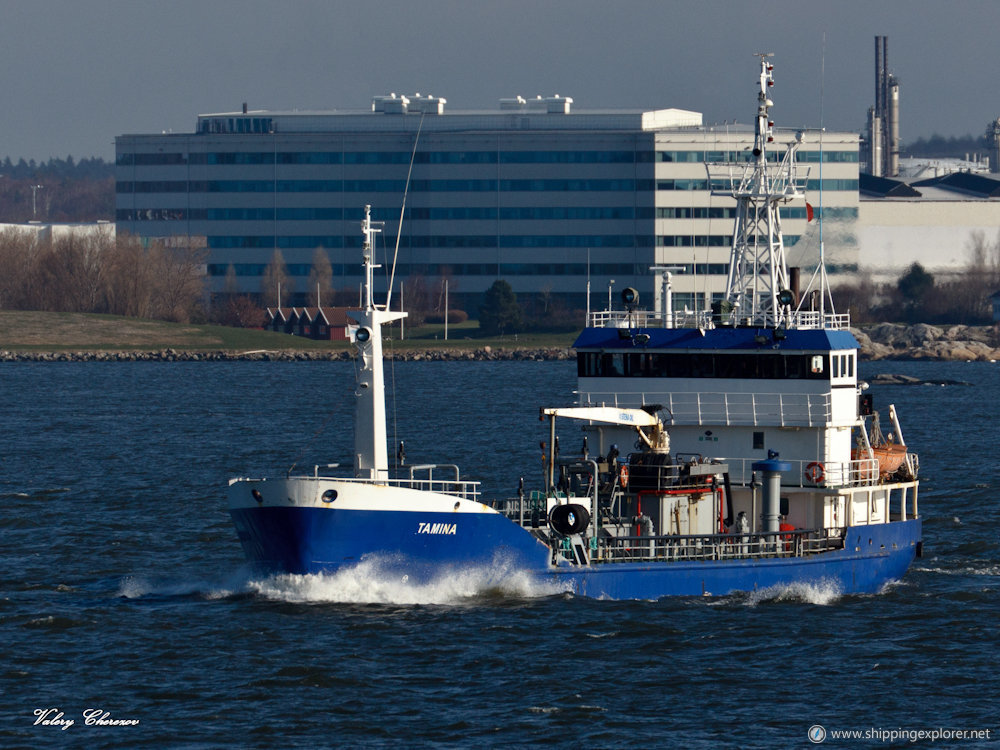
[868,36,900,178]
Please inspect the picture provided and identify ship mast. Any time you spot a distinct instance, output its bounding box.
[712,54,806,328]
[350,205,407,481]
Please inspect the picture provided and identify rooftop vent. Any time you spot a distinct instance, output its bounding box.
[546,95,573,114]
[498,94,573,113]
[372,92,446,115]
[499,95,528,111]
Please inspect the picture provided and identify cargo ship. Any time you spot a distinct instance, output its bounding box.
[228,56,921,598]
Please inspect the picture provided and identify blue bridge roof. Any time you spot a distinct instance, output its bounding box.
[573,326,859,352]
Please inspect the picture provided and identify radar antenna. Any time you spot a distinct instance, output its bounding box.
[707,54,807,328]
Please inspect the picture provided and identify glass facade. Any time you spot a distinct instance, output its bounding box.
[116,109,859,306]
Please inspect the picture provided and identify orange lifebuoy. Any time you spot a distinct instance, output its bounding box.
[804,461,825,484]
[619,464,630,488]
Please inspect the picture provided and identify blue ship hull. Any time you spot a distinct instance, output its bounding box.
[231,504,921,599]
[230,506,552,575]
[551,520,921,598]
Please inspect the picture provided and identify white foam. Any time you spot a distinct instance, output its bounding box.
[918,565,1000,577]
[117,570,249,600]
[743,579,843,606]
[244,557,568,605]
[116,555,568,606]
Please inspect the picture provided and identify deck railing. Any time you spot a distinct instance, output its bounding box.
[587,309,851,331]
[578,389,833,428]
[556,528,845,564]
[306,467,482,501]
[720,456,881,488]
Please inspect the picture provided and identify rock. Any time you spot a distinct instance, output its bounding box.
[867,372,971,386]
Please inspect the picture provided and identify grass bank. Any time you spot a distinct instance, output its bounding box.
[0,311,577,352]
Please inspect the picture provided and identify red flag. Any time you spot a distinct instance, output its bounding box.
[806,202,814,222]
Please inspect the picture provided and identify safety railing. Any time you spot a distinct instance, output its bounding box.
[305,467,481,501]
[578,390,832,428]
[720,457,880,489]
[574,528,844,564]
[587,310,714,329]
[586,309,851,331]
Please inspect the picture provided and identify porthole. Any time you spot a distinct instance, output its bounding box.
[321,489,338,503]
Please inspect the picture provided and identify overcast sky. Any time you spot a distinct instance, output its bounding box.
[1,0,998,162]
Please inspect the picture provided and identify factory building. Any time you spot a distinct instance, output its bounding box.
[865,35,900,178]
[115,95,860,314]
[858,171,1000,283]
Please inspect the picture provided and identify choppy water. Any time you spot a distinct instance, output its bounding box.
[1,359,998,748]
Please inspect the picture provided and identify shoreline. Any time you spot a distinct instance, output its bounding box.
[0,346,575,362]
[853,323,1000,362]
[2,323,998,363]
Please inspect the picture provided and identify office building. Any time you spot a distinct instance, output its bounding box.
[116,94,859,314]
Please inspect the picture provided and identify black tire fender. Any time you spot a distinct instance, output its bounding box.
[548,503,591,535]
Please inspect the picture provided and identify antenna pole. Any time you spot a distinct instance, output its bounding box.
[819,33,826,321]
[386,114,424,310]
[710,53,800,328]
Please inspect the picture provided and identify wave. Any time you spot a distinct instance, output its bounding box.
[117,570,250,600]
[244,557,568,605]
[916,564,1000,577]
[742,579,843,607]
[117,557,569,606]
[0,487,70,499]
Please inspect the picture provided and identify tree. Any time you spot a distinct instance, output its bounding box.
[212,264,263,327]
[306,248,333,308]
[34,232,107,313]
[478,279,523,336]
[260,250,292,308]
[146,241,207,323]
[0,228,39,309]
[399,273,430,327]
[224,295,266,328]
[896,262,934,321]
[103,234,155,317]
[0,228,206,321]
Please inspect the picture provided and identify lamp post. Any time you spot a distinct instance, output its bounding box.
[31,185,44,218]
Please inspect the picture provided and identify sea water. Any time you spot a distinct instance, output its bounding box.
[1,359,997,748]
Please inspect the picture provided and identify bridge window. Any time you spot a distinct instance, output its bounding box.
[577,351,832,380]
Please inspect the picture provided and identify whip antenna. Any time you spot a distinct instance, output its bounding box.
[384,113,424,310]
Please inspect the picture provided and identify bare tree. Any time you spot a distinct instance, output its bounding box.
[831,273,879,324]
[0,227,206,321]
[260,249,292,308]
[33,232,108,312]
[147,241,207,322]
[0,229,38,309]
[103,234,156,317]
[215,263,264,327]
[306,248,333,308]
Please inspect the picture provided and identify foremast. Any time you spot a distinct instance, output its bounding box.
[710,54,808,329]
[350,205,406,481]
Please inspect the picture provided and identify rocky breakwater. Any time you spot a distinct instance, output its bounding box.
[389,346,573,361]
[0,349,355,362]
[853,323,1000,361]
[0,346,575,363]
